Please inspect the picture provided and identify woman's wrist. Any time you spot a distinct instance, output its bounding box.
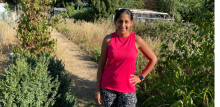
[95,92,100,94]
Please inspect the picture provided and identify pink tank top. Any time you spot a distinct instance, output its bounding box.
[101,32,138,93]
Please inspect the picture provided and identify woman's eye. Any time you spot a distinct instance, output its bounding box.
[125,21,129,23]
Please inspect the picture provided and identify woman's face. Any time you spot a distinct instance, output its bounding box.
[114,13,133,35]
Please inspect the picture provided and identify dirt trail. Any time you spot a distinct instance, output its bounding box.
[51,29,103,107]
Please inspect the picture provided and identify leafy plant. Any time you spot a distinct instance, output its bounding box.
[133,0,145,9]
[61,2,94,21]
[0,52,77,107]
[136,0,214,106]
[13,0,61,55]
[90,45,101,63]
[0,52,60,106]
[118,0,134,8]
[92,0,119,19]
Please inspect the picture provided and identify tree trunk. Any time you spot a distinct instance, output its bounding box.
[172,7,175,21]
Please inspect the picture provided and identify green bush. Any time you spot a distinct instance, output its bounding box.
[90,45,102,63]
[61,3,94,22]
[131,21,188,41]
[135,1,214,106]
[0,52,77,107]
[13,0,61,56]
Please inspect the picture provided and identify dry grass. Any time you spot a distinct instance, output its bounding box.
[56,18,167,57]
[0,20,17,52]
[57,18,115,52]
[0,20,17,76]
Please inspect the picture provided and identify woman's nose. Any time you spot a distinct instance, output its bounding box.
[122,22,125,27]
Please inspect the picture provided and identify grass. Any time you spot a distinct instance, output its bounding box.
[56,18,175,64]
[0,19,17,76]
[56,18,115,55]
[0,19,17,53]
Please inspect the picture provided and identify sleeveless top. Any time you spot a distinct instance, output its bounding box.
[101,32,138,93]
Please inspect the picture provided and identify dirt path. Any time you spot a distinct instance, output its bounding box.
[51,29,103,107]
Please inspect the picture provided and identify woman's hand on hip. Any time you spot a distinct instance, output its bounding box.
[130,75,142,86]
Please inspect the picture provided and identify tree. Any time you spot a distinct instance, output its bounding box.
[118,0,134,8]
[156,0,204,22]
[13,0,61,55]
[92,0,119,19]
[133,0,145,9]
[143,0,157,10]
[71,0,88,9]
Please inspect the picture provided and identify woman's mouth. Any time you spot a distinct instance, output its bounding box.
[120,28,126,31]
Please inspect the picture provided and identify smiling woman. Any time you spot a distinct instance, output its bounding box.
[95,9,158,107]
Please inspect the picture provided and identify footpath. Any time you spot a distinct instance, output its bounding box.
[51,29,103,107]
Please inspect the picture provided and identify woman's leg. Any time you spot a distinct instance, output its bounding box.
[118,92,137,107]
[101,88,118,107]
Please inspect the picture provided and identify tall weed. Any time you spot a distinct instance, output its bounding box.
[0,20,17,53]
[56,18,115,62]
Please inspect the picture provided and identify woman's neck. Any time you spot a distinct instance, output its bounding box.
[116,31,130,37]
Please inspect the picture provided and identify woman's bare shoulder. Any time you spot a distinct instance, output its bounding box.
[103,34,112,43]
[104,34,111,40]
[134,34,143,43]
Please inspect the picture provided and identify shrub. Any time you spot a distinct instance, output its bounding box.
[13,0,61,55]
[0,52,77,107]
[130,21,182,41]
[135,1,214,106]
[90,45,102,63]
[61,4,94,22]
[0,52,59,106]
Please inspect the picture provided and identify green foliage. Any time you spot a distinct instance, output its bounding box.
[72,0,88,9]
[13,0,61,55]
[92,0,119,19]
[90,45,102,63]
[61,3,94,21]
[0,52,77,107]
[46,54,77,107]
[133,0,145,9]
[118,0,134,8]
[156,0,203,22]
[131,21,177,41]
[135,1,214,106]
[4,3,13,21]
[0,52,59,106]
[62,2,78,18]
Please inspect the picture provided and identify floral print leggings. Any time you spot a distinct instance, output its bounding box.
[101,88,137,107]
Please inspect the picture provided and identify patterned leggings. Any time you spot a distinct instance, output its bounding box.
[101,88,137,107]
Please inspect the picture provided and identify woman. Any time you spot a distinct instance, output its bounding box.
[95,9,157,107]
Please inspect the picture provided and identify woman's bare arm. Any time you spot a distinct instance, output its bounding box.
[136,35,157,78]
[130,35,157,85]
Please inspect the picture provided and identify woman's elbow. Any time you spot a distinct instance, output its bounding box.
[153,56,157,64]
